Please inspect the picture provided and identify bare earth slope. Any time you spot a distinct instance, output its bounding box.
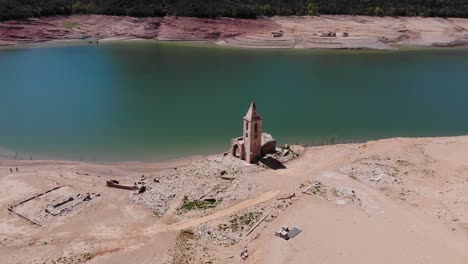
[1,15,468,49]
[1,136,467,263]
[254,136,468,263]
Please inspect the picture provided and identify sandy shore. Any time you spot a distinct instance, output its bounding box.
[1,15,468,50]
[1,135,467,263]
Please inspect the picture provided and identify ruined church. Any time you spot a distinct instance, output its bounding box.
[231,102,277,163]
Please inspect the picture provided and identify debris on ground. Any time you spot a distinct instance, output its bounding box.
[277,193,296,200]
[272,31,283,37]
[138,185,146,194]
[321,31,337,37]
[240,247,249,260]
[340,155,406,186]
[130,149,302,217]
[301,177,382,216]
[45,193,99,216]
[303,181,327,197]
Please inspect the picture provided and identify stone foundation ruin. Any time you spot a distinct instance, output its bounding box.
[8,186,100,226]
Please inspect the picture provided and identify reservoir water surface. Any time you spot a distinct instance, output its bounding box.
[1,42,468,161]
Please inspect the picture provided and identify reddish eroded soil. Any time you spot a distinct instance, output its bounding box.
[157,16,278,40]
[0,15,278,45]
[2,15,468,49]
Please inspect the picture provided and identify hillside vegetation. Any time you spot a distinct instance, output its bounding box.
[1,0,468,21]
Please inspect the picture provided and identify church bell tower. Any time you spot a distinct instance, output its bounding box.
[243,102,263,163]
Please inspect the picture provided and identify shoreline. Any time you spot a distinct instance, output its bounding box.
[2,15,468,50]
[1,134,467,165]
[3,37,468,52]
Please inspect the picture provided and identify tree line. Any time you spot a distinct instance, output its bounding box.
[1,0,468,21]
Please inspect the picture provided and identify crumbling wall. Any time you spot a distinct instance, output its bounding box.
[8,186,100,226]
[106,180,139,190]
[45,193,99,216]
[7,186,63,226]
[261,133,277,155]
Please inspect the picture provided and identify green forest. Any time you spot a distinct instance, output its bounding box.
[1,0,468,21]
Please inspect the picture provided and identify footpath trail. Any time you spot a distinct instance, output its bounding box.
[145,190,280,234]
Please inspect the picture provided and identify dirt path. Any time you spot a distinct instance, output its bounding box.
[145,190,279,234]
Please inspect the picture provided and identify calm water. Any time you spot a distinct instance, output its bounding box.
[1,42,468,161]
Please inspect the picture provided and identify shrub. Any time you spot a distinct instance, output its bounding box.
[180,196,221,211]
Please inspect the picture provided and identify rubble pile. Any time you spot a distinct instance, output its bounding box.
[341,155,405,186]
[129,172,182,216]
[185,180,256,206]
[330,186,381,215]
[302,180,327,197]
[190,154,264,177]
[195,224,239,246]
[269,145,304,162]
[303,179,382,216]
[130,154,267,217]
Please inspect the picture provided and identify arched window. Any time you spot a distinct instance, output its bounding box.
[254,123,258,132]
[245,121,249,130]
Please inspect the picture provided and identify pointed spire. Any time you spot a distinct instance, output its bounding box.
[244,101,262,121]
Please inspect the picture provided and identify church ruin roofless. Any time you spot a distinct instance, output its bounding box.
[231,102,277,163]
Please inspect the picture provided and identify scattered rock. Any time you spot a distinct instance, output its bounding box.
[138,186,147,194]
[240,247,248,260]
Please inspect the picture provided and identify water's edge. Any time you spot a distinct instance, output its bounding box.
[2,38,468,52]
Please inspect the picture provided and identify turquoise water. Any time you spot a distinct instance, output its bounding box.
[1,42,468,161]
